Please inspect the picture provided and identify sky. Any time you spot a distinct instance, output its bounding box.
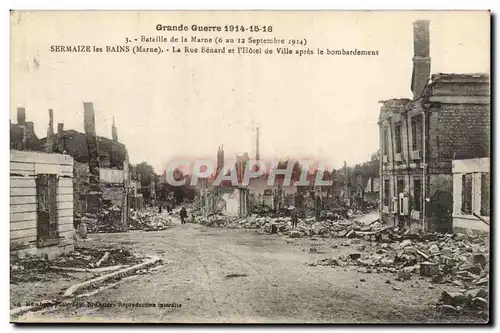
[10,11,490,173]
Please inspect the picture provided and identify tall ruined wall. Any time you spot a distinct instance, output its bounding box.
[433,104,490,160]
[73,161,90,217]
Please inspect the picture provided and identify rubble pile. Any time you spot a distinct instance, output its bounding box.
[190,213,242,228]
[129,208,173,231]
[437,288,489,315]
[50,247,141,268]
[10,255,55,284]
[191,211,379,237]
[314,231,489,313]
[85,200,127,233]
[319,233,488,282]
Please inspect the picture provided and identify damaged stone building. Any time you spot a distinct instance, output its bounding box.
[379,20,490,233]
[10,109,75,258]
[36,103,131,230]
[197,146,251,217]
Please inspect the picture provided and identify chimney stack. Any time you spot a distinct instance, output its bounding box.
[57,123,64,153]
[46,109,55,153]
[411,20,431,100]
[17,107,26,125]
[83,102,102,213]
[112,116,118,142]
[216,144,224,177]
[48,109,54,135]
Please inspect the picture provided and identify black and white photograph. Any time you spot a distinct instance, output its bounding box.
[8,10,491,324]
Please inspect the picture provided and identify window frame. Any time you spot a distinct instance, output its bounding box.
[394,123,402,154]
[461,173,473,215]
[413,178,421,212]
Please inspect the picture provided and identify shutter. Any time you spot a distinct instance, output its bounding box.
[48,175,59,238]
[36,174,59,245]
[36,174,50,241]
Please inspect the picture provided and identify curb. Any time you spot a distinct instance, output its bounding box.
[50,264,125,273]
[62,256,161,297]
[10,256,161,318]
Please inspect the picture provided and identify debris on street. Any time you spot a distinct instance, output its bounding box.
[129,208,173,231]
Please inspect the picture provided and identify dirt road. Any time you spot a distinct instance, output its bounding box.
[19,218,469,323]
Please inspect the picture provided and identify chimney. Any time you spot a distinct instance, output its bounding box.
[46,109,55,153]
[216,144,224,177]
[48,109,54,135]
[112,116,118,142]
[83,102,97,136]
[17,107,26,125]
[25,122,34,136]
[411,20,431,100]
[57,123,64,153]
[83,102,102,213]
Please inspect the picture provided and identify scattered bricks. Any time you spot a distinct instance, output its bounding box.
[338,230,349,238]
[404,246,418,255]
[357,259,374,267]
[431,274,444,284]
[428,244,440,255]
[289,230,303,238]
[473,253,487,268]
[440,304,459,314]
[392,286,402,291]
[465,288,487,300]
[349,253,362,260]
[309,247,317,253]
[399,239,413,248]
[381,258,394,266]
[398,266,415,280]
[420,262,439,277]
[441,247,453,257]
[416,249,430,260]
[472,297,489,309]
[441,291,467,306]
[346,230,356,238]
[474,276,488,286]
[380,233,391,242]
[441,256,455,267]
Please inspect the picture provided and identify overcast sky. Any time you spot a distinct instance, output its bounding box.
[11,11,490,173]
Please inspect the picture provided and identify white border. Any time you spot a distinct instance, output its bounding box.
[2,1,498,332]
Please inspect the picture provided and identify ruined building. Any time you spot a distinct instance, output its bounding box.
[37,103,131,230]
[10,108,74,258]
[378,20,490,233]
[10,107,39,151]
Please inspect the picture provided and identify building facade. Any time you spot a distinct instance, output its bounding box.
[378,20,490,232]
[10,150,75,259]
[452,157,490,234]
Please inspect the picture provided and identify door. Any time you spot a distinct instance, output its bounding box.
[430,190,453,233]
[36,174,59,247]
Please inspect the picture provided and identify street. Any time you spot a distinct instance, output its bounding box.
[17,217,465,324]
